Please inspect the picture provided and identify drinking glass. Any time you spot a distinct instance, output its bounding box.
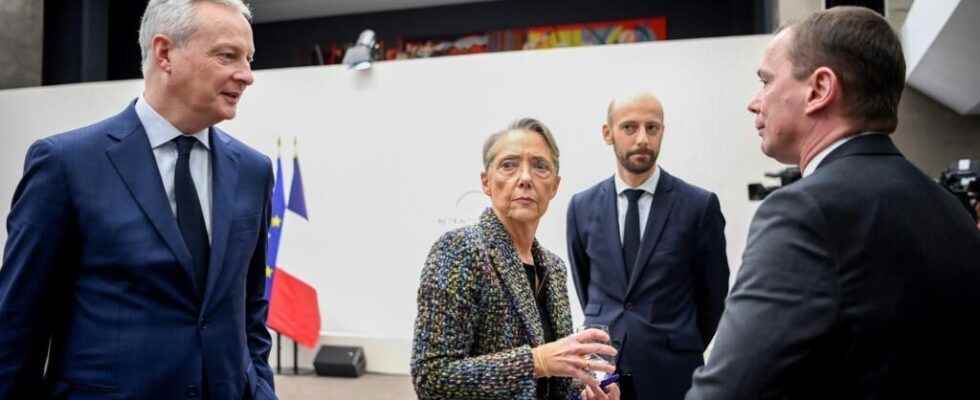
[575,324,615,380]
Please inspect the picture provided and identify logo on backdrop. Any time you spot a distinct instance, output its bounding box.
[436,189,487,228]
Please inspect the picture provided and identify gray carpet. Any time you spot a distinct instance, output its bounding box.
[274,373,417,400]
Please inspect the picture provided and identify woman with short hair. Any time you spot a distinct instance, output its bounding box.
[411,118,620,400]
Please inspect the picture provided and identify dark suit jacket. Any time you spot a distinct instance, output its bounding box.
[0,103,277,399]
[686,134,980,399]
[412,208,575,400]
[567,169,730,400]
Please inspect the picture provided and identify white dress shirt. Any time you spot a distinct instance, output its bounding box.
[135,95,213,240]
[614,166,662,244]
[802,132,885,177]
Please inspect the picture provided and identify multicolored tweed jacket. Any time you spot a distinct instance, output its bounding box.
[411,208,575,400]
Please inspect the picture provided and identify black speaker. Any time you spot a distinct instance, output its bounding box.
[313,345,366,377]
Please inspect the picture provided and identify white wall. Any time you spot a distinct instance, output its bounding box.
[0,35,779,374]
[777,0,823,27]
[893,86,980,176]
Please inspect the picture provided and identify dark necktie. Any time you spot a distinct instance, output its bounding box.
[622,189,644,280]
[174,136,210,298]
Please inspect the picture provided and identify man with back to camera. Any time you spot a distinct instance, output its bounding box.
[686,7,980,399]
[0,0,278,398]
[566,91,730,400]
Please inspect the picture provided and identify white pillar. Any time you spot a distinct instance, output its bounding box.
[776,0,824,27]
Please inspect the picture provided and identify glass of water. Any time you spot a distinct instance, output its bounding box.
[575,324,616,380]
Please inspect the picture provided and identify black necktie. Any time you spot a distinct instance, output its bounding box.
[622,189,644,280]
[174,136,210,298]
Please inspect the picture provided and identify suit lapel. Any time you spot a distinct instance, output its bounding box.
[480,210,546,347]
[598,178,630,291]
[202,128,240,309]
[626,170,676,297]
[105,106,196,292]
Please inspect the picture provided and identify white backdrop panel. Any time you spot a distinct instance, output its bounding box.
[0,35,781,349]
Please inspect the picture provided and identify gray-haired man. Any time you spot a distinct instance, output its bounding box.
[0,1,277,398]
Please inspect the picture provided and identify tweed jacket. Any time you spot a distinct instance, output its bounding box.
[411,208,575,400]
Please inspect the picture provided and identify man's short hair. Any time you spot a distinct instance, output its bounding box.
[482,118,561,173]
[138,0,252,76]
[786,6,906,132]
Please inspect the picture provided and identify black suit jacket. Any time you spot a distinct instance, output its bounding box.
[687,134,980,399]
[568,170,729,400]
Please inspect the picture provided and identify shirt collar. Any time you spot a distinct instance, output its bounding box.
[614,165,661,196]
[802,132,883,177]
[135,95,210,150]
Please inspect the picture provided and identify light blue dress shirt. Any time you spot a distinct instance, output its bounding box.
[134,95,212,240]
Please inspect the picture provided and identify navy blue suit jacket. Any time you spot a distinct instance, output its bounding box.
[567,170,729,400]
[686,135,980,399]
[0,103,277,399]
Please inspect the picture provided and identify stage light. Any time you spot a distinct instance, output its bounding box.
[342,30,377,70]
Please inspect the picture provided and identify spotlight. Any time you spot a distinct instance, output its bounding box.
[342,30,377,70]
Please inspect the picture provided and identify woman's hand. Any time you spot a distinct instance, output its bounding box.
[581,382,620,400]
[531,328,617,386]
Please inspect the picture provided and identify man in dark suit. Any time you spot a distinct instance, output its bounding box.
[686,7,980,399]
[0,1,277,399]
[567,92,730,400]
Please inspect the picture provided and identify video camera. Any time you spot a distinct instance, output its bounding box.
[938,159,980,221]
[747,167,802,201]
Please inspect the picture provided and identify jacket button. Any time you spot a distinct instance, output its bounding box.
[625,302,633,310]
[185,385,199,398]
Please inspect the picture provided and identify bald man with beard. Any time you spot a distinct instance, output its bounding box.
[567,92,730,400]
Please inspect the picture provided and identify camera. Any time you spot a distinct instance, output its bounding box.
[747,167,802,201]
[938,159,979,221]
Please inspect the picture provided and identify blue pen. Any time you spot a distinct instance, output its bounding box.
[568,373,620,400]
[599,373,621,389]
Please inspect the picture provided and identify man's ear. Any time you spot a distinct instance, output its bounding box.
[602,124,613,145]
[804,66,839,116]
[152,34,176,73]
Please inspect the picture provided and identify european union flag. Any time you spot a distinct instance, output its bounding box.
[265,155,286,299]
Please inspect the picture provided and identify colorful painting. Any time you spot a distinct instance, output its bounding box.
[308,16,668,65]
[523,17,667,50]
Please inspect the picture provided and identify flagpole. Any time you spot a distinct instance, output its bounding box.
[290,136,299,376]
[293,339,299,375]
[274,136,282,375]
[276,332,282,374]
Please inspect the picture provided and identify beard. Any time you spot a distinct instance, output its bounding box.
[618,148,658,174]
